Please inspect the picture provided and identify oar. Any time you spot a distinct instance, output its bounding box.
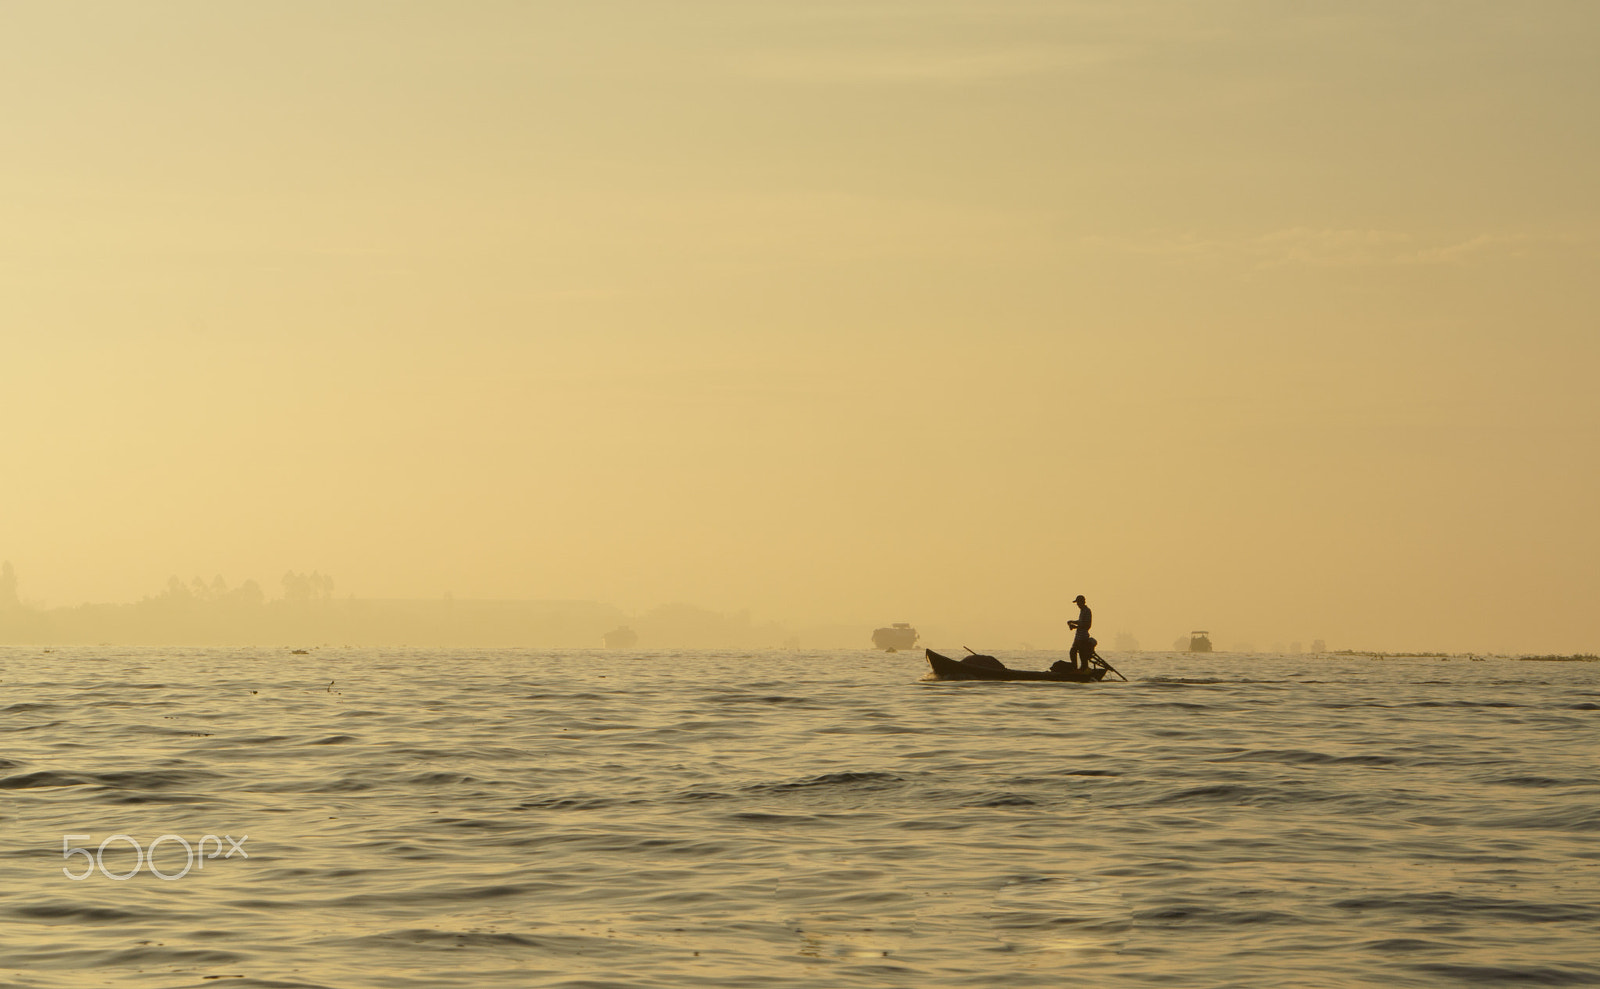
[1092,651,1129,681]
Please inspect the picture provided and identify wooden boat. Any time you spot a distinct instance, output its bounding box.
[924,649,1108,682]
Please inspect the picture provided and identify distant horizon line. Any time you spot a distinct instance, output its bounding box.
[0,643,1594,660]
[2,565,1592,656]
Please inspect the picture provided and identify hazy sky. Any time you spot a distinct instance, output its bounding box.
[2,1,1596,652]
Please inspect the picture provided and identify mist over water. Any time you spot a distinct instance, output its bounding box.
[2,647,1596,987]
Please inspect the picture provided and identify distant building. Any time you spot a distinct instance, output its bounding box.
[871,623,919,652]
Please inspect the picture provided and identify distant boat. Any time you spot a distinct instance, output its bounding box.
[1188,631,1213,653]
[872,623,920,652]
[602,625,638,648]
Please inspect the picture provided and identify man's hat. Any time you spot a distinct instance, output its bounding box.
[1073,595,1086,603]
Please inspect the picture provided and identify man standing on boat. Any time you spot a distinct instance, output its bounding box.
[1069,594,1094,671]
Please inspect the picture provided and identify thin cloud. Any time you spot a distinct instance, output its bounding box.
[731,43,1128,84]
[1079,228,1563,269]
[1400,234,1498,265]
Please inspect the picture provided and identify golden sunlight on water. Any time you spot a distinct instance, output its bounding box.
[2,647,1596,987]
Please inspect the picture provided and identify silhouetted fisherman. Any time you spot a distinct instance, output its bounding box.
[1069,594,1094,672]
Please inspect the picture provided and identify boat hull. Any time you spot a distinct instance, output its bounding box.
[924,649,1108,682]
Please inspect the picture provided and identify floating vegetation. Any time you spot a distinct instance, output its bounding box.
[1330,650,1598,662]
[1331,650,1470,660]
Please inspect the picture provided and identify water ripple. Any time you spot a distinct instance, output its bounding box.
[0,646,1595,987]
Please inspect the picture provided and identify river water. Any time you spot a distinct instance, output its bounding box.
[1,647,1596,987]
